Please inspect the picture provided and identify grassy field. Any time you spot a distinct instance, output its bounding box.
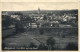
[2,28,78,50]
[2,28,16,38]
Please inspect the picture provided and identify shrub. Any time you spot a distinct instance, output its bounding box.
[46,37,55,50]
[29,42,37,48]
[38,43,48,50]
[39,28,44,35]
[66,42,78,50]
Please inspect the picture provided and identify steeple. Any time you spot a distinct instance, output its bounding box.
[38,7,40,14]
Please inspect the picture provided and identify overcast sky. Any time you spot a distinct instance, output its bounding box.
[1,2,78,11]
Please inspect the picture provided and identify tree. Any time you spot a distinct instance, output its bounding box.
[43,15,47,20]
[2,15,11,29]
[46,37,55,50]
[23,15,32,23]
[15,21,25,33]
[14,12,25,33]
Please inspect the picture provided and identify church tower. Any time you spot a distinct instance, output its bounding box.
[38,7,40,14]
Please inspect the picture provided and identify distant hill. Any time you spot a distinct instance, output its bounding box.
[2,9,78,15]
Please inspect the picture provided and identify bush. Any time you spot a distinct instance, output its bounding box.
[29,42,37,48]
[66,42,78,50]
[39,28,44,35]
[46,37,55,50]
[38,43,48,50]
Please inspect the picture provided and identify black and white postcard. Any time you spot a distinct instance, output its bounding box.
[0,1,79,52]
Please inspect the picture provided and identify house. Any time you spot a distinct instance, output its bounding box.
[59,24,72,28]
[29,23,37,28]
[11,15,21,20]
[2,12,8,15]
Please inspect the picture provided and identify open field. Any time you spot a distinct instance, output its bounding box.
[2,28,78,50]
